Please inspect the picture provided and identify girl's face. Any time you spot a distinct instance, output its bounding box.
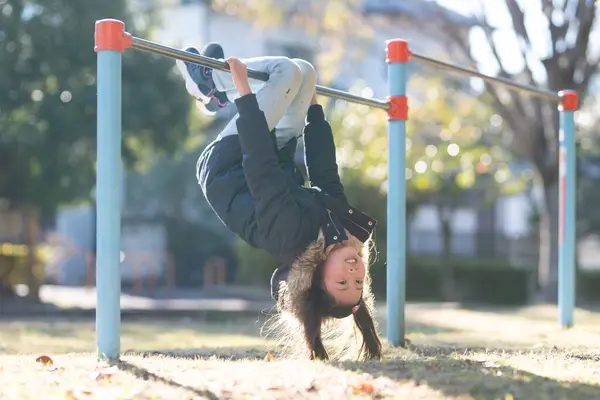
[321,242,365,306]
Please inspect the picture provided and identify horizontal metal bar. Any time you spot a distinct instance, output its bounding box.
[131,37,269,80]
[316,85,390,110]
[131,37,390,110]
[410,52,560,102]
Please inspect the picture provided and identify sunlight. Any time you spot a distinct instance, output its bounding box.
[447,143,460,157]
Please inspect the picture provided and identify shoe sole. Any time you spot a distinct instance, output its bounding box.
[175,58,210,104]
[175,57,217,116]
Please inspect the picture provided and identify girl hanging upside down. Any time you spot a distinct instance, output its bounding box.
[176,43,383,361]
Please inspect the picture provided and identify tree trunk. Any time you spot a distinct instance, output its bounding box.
[537,179,559,303]
[24,207,41,302]
[0,269,16,298]
[438,206,457,302]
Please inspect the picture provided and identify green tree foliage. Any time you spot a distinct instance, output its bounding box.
[0,0,191,298]
[325,74,525,299]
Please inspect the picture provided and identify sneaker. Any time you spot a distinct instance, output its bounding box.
[176,43,229,116]
[196,94,229,115]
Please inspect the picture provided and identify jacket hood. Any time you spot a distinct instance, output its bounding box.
[275,229,371,319]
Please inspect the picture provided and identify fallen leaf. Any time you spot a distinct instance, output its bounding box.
[306,380,318,392]
[264,352,276,362]
[65,390,93,399]
[352,383,375,394]
[95,372,114,382]
[36,355,54,367]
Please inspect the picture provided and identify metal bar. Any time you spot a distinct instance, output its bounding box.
[386,40,407,347]
[559,108,576,328]
[131,37,390,110]
[411,52,560,102]
[314,85,389,110]
[96,49,123,361]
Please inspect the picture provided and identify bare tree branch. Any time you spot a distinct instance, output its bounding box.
[495,2,548,151]
[580,62,600,96]
[436,10,535,157]
[541,0,597,94]
[475,5,541,146]
[572,0,597,83]
[541,0,568,55]
[506,0,531,45]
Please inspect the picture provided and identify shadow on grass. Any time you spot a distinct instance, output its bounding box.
[113,318,600,399]
[122,347,268,361]
[341,345,600,400]
[118,360,220,400]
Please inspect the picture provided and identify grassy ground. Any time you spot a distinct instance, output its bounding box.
[1,304,600,399]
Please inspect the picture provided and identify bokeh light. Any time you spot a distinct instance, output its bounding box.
[447,143,460,156]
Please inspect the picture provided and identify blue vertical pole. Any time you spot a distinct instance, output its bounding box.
[95,19,126,360]
[558,90,577,328]
[386,39,409,346]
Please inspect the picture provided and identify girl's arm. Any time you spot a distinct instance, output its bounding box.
[303,91,347,202]
[228,58,317,253]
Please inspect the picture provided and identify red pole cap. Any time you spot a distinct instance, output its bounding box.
[387,95,408,121]
[95,19,133,53]
[558,90,578,111]
[386,39,411,63]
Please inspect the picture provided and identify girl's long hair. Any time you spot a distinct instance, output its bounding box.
[262,231,382,361]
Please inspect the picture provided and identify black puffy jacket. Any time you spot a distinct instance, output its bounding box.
[196,94,377,297]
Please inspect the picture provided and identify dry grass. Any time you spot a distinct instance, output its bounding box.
[1,304,600,399]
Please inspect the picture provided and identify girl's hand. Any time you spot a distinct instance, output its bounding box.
[225,57,251,96]
[310,90,318,105]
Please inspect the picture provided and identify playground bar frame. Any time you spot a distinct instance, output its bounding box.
[94,18,577,361]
